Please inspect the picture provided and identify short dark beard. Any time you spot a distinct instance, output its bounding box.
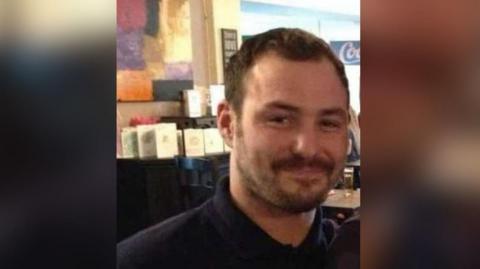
[237,154,329,213]
[234,122,334,213]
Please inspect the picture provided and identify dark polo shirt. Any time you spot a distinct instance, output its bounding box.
[117,178,336,269]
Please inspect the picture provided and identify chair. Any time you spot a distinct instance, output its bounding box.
[175,156,216,210]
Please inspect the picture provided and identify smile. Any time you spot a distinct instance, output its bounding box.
[280,167,327,180]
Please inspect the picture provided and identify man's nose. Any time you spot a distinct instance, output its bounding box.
[292,126,319,158]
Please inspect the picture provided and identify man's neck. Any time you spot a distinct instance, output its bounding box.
[229,177,316,247]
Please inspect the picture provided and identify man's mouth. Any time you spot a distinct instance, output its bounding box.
[272,155,335,180]
[279,166,327,180]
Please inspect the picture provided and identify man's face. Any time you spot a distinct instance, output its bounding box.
[232,53,349,213]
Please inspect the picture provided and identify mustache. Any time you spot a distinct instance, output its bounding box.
[271,154,335,174]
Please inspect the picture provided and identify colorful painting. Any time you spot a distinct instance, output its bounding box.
[117,28,146,70]
[117,0,193,101]
[117,70,153,101]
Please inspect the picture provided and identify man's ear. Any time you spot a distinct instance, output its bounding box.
[217,101,235,148]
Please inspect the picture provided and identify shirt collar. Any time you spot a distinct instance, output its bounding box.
[207,177,328,259]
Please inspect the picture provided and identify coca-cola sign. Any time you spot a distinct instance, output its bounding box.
[330,41,360,65]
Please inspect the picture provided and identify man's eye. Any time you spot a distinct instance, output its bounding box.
[320,120,341,130]
[267,116,291,126]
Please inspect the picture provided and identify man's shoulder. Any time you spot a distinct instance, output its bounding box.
[117,201,213,268]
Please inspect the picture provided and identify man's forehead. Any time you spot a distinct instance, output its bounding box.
[239,53,348,112]
[242,77,348,111]
[246,53,334,77]
[245,57,342,89]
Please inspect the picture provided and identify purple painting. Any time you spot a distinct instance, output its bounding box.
[117,28,145,70]
[165,62,193,80]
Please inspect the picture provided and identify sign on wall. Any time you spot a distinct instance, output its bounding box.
[330,41,360,65]
[221,29,238,74]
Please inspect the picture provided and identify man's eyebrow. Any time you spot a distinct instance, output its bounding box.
[263,101,300,113]
[320,108,348,118]
[262,102,348,118]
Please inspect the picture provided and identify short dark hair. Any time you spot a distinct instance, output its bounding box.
[224,28,349,115]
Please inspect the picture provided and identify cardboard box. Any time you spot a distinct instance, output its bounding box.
[182,89,202,117]
[154,123,178,159]
[121,127,139,158]
[183,129,205,157]
[137,125,157,159]
[203,128,224,155]
[209,84,225,116]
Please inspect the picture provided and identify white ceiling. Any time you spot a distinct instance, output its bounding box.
[243,0,360,16]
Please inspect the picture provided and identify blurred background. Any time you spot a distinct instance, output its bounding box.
[362,0,480,268]
[0,1,116,268]
[0,0,479,268]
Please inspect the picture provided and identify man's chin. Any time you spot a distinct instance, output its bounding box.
[275,188,331,213]
[276,198,323,213]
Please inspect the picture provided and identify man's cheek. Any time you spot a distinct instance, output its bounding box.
[338,135,350,157]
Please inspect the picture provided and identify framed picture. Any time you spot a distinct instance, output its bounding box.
[221,29,238,75]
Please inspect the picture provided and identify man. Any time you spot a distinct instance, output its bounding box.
[118,28,351,269]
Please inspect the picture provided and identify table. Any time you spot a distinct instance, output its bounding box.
[321,189,360,224]
[322,189,361,210]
